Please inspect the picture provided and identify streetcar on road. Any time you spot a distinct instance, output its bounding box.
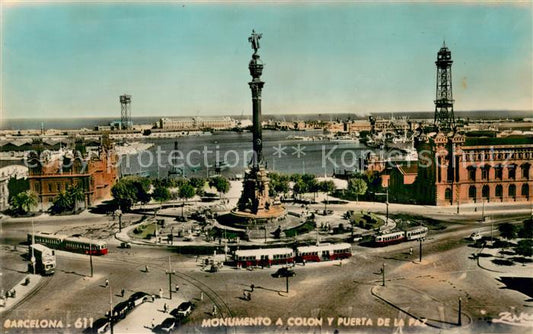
[234,247,294,268]
[28,232,108,255]
[296,243,352,262]
[28,243,56,275]
[374,226,428,246]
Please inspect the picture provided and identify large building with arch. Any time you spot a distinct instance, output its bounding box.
[413,132,532,206]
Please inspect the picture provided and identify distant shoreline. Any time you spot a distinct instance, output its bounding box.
[2,110,531,131]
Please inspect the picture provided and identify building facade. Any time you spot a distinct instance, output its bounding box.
[415,132,532,206]
[27,145,118,211]
[158,117,235,130]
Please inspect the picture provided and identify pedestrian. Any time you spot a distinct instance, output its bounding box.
[175,284,179,292]
[339,260,343,266]
[121,288,125,297]
[212,305,217,316]
[164,303,168,313]
[145,265,149,272]
[11,289,16,298]
[105,279,109,288]
[250,284,255,292]
[243,290,247,300]
[159,288,163,299]
[409,247,413,256]
[247,291,251,301]
[303,259,306,266]
[200,292,204,301]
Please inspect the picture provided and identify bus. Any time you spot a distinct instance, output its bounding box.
[29,244,56,275]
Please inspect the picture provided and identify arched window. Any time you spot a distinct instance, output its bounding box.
[468,186,477,199]
[495,185,503,197]
[482,185,490,199]
[481,165,490,180]
[468,167,476,181]
[494,165,503,180]
[522,184,530,198]
[508,164,516,180]
[522,163,531,179]
[509,184,516,198]
[445,188,452,200]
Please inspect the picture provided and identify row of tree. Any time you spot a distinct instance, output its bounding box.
[268,172,369,202]
[111,175,231,211]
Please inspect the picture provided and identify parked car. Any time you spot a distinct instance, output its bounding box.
[154,317,179,333]
[119,242,131,249]
[83,318,110,334]
[170,301,193,318]
[470,232,482,241]
[106,301,131,320]
[128,291,151,307]
[271,267,295,278]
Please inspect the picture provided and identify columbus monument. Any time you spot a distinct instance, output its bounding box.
[233,30,285,223]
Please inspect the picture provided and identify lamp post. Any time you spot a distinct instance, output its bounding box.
[166,256,175,300]
[89,242,94,277]
[382,263,386,287]
[419,238,425,263]
[458,297,462,326]
[30,220,36,274]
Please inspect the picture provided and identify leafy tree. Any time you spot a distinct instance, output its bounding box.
[208,176,230,199]
[178,183,195,217]
[152,185,171,206]
[7,177,29,202]
[290,173,302,183]
[498,223,517,240]
[269,173,290,197]
[292,179,307,200]
[9,190,38,215]
[188,177,206,189]
[348,177,368,202]
[111,176,151,211]
[514,239,533,257]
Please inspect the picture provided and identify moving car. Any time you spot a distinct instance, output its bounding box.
[170,301,193,318]
[119,242,131,249]
[271,267,295,278]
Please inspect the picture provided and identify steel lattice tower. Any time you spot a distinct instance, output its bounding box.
[434,42,455,130]
[120,94,132,130]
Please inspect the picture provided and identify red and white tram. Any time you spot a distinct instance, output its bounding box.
[234,248,294,268]
[374,231,405,246]
[296,243,352,262]
[28,232,108,255]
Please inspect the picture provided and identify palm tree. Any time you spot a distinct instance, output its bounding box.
[10,191,38,215]
[67,184,85,212]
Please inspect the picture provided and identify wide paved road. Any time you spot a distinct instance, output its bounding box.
[1,213,531,333]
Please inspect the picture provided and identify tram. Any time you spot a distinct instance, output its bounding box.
[28,232,108,255]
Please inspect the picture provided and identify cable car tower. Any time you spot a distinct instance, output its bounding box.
[120,94,132,130]
[434,42,455,131]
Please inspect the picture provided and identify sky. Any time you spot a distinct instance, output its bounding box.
[1,1,532,121]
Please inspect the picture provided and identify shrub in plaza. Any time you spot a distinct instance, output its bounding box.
[518,219,533,239]
[514,239,533,258]
[498,223,518,240]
